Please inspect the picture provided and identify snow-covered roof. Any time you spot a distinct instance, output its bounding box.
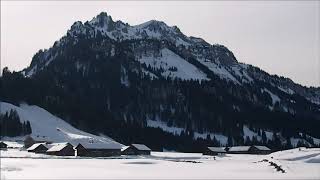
[254,146,271,151]
[207,147,226,153]
[132,144,151,151]
[121,146,130,151]
[78,142,121,150]
[26,143,47,151]
[47,143,72,152]
[228,146,251,152]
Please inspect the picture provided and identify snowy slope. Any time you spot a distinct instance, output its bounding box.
[0,102,123,149]
[137,48,209,81]
[197,58,240,84]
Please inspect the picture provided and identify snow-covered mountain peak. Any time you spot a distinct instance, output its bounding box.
[21,12,320,106]
[89,12,116,30]
[137,20,170,32]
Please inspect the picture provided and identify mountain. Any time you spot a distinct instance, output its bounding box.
[0,101,122,149]
[1,12,320,152]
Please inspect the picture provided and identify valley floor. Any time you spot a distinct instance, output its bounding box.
[1,146,320,179]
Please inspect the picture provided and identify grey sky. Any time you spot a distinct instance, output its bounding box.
[1,1,319,87]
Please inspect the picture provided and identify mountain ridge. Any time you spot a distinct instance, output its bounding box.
[2,12,320,151]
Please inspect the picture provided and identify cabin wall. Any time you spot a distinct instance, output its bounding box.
[203,149,219,156]
[86,149,121,157]
[47,145,75,156]
[122,146,137,155]
[75,145,87,156]
[28,145,48,154]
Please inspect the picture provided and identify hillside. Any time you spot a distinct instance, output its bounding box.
[0,101,122,148]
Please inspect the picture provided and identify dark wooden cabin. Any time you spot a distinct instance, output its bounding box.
[74,143,121,157]
[0,142,8,149]
[227,146,251,154]
[250,146,271,154]
[227,145,271,154]
[203,147,226,156]
[27,143,48,153]
[46,142,74,156]
[122,144,151,155]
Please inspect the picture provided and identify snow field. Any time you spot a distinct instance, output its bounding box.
[1,148,319,179]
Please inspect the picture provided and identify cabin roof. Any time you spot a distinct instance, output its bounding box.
[0,142,7,145]
[253,145,271,151]
[26,143,47,151]
[207,147,226,153]
[228,146,251,152]
[132,144,151,151]
[47,142,71,152]
[76,142,122,150]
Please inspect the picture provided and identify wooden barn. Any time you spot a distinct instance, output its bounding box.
[250,146,271,154]
[74,143,121,157]
[0,142,8,149]
[227,146,251,154]
[27,143,48,153]
[46,142,75,156]
[122,144,151,155]
[227,145,271,154]
[203,147,226,156]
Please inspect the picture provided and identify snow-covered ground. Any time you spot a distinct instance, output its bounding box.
[1,147,319,179]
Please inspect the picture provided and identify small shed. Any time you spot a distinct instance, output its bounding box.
[203,147,226,156]
[74,143,121,157]
[46,142,74,156]
[27,143,48,153]
[0,142,8,149]
[227,146,251,154]
[122,144,151,155]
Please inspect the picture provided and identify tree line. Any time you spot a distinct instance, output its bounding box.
[0,109,32,137]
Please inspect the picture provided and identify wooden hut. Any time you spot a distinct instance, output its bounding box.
[27,143,48,153]
[0,142,8,149]
[122,144,151,155]
[227,145,271,154]
[46,143,74,156]
[203,147,226,156]
[74,143,121,157]
[227,146,251,154]
[250,146,271,154]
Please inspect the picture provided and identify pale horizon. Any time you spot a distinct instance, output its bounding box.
[1,1,319,87]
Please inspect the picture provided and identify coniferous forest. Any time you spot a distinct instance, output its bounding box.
[0,109,32,137]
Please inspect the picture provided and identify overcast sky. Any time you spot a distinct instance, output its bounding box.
[1,1,319,87]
